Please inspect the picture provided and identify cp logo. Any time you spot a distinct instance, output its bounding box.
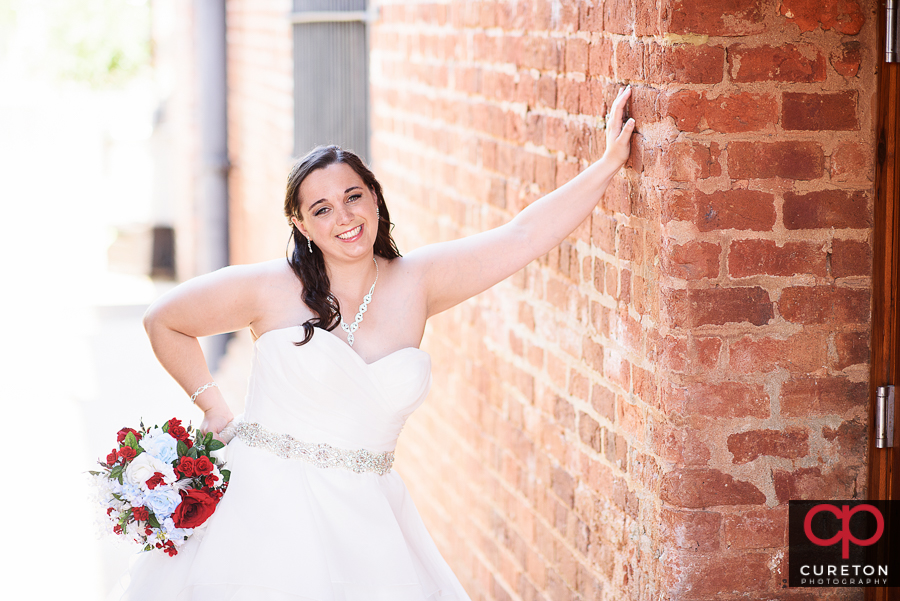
[803,504,884,559]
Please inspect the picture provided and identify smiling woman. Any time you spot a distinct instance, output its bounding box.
[117,87,635,601]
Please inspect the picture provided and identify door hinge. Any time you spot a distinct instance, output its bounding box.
[889,0,899,62]
[875,385,895,448]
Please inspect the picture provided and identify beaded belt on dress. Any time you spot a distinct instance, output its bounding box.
[221,421,394,476]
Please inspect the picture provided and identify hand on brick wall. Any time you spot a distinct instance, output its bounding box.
[602,86,636,167]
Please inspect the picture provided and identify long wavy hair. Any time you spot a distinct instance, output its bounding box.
[284,145,401,346]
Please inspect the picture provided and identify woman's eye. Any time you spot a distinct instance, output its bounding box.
[348,194,361,202]
[314,207,329,216]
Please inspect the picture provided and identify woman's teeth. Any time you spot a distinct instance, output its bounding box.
[337,225,362,240]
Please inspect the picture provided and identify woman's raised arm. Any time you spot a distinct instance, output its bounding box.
[142,262,272,433]
[409,86,636,318]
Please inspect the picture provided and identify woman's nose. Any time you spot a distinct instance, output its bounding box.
[334,202,353,224]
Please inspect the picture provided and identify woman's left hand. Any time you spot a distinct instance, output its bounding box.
[602,86,636,168]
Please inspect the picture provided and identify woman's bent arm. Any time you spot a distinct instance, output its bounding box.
[142,263,270,433]
[411,86,636,317]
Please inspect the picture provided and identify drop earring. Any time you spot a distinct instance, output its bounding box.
[306,236,313,253]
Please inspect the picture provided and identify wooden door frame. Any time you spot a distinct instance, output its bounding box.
[868,3,900,600]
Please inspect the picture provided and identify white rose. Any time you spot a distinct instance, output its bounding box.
[124,453,177,490]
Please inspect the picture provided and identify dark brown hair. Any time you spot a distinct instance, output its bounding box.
[284,145,401,345]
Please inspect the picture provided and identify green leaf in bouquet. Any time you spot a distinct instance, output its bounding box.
[162,420,170,433]
[177,440,189,457]
[207,439,225,452]
[112,493,123,501]
[220,469,231,483]
[147,513,160,529]
[124,431,138,449]
[88,470,101,476]
[203,432,214,446]
[110,465,124,480]
[186,446,199,459]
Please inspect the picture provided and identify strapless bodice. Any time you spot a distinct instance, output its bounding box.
[241,326,432,453]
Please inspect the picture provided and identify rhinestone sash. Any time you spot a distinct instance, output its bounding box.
[224,421,395,476]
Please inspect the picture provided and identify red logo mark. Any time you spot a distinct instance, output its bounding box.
[803,504,884,559]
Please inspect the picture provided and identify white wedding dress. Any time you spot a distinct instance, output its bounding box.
[109,325,471,600]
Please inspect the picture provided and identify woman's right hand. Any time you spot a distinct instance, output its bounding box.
[200,403,235,441]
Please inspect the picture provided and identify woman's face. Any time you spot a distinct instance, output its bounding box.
[292,162,378,261]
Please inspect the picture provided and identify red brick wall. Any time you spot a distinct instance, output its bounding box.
[372,1,875,600]
[225,0,294,266]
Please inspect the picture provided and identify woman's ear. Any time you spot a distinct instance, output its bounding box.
[291,215,307,238]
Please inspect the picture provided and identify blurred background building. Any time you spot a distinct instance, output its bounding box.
[3,1,887,600]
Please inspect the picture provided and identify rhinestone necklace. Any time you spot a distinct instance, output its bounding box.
[340,257,378,347]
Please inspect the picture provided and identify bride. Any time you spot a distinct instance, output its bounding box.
[111,87,634,600]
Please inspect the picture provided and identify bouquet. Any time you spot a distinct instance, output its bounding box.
[90,417,230,556]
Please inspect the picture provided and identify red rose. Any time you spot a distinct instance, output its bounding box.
[194,456,213,476]
[106,449,118,465]
[204,474,219,487]
[132,506,149,521]
[118,447,136,462]
[113,524,123,535]
[117,427,141,444]
[107,507,116,516]
[144,526,153,535]
[175,456,195,478]
[167,418,182,429]
[169,425,189,441]
[145,472,166,490]
[172,489,218,528]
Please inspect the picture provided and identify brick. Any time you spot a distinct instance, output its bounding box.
[727,428,809,463]
[578,412,602,452]
[551,466,575,508]
[635,0,661,35]
[663,240,720,280]
[779,286,870,324]
[723,508,787,550]
[784,190,870,229]
[831,40,862,78]
[565,38,587,74]
[556,78,580,114]
[660,468,766,508]
[727,141,823,180]
[781,376,868,416]
[615,39,646,81]
[660,508,721,552]
[779,0,865,34]
[822,419,867,457]
[663,141,721,182]
[588,38,613,78]
[605,0,634,34]
[831,239,871,277]
[664,0,766,35]
[671,552,773,596]
[782,91,858,131]
[591,384,616,422]
[834,332,869,369]
[729,44,826,83]
[728,333,827,374]
[684,382,770,418]
[649,43,725,84]
[667,287,774,327]
[692,189,776,231]
[705,92,777,133]
[664,90,703,132]
[831,141,871,182]
[774,466,860,502]
[729,240,826,277]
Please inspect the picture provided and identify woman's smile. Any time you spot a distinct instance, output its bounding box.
[336,224,363,241]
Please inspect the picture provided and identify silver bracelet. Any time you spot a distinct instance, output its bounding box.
[190,381,218,404]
